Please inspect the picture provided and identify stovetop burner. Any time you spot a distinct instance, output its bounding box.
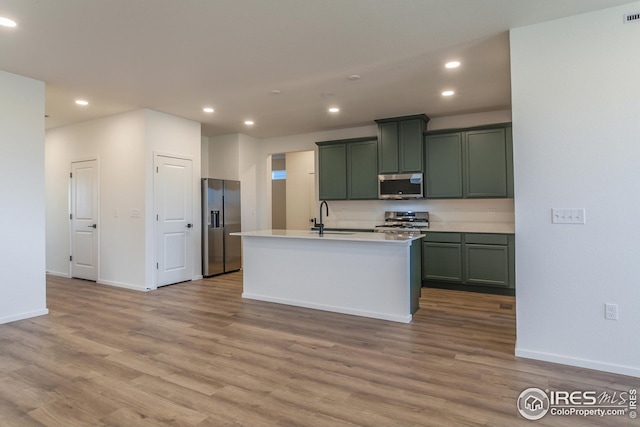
[375,211,429,232]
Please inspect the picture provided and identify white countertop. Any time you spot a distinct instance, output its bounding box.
[427,222,515,234]
[231,229,424,244]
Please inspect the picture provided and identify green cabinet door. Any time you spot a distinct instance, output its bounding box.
[425,133,463,198]
[422,232,515,291]
[318,144,347,200]
[424,124,513,199]
[464,244,509,287]
[348,139,378,199]
[376,115,429,174]
[399,119,424,173]
[464,129,508,198]
[377,122,399,174]
[422,242,463,282]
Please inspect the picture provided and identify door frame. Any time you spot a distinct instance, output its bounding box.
[152,151,197,289]
[69,157,100,280]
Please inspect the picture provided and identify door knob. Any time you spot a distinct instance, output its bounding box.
[186,223,193,228]
[87,224,97,228]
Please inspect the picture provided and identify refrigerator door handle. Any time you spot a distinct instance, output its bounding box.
[211,210,220,228]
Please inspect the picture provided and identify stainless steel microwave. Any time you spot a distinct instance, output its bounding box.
[378,173,424,199]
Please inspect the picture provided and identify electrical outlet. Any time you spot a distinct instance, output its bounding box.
[605,303,618,320]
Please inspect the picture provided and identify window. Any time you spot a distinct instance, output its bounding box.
[272,170,286,180]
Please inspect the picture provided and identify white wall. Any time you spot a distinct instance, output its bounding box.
[206,133,261,232]
[46,109,202,290]
[285,151,315,230]
[511,3,640,377]
[201,136,210,178]
[0,70,48,324]
[144,109,202,285]
[46,111,147,289]
[238,134,261,231]
[207,134,240,181]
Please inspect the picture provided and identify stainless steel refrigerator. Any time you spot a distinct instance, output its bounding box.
[202,178,242,277]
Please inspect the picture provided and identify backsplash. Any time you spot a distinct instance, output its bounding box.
[321,198,515,230]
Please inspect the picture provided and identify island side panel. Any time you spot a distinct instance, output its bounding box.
[240,236,413,323]
[410,239,422,314]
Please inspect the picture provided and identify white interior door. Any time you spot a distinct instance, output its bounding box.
[70,160,99,281]
[155,155,193,287]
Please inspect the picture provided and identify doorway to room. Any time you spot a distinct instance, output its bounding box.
[271,150,315,230]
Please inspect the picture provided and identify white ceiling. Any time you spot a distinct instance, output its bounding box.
[0,0,634,138]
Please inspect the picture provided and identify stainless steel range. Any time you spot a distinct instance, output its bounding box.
[375,211,429,235]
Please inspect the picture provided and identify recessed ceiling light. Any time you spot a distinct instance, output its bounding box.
[203,107,214,113]
[0,17,17,27]
[75,99,89,106]
[244,120,254,126]
[328,107,340,113]
[442,90,455,97]
[347,74,361,81]
[445,61,461,69]
[269,90,281,95]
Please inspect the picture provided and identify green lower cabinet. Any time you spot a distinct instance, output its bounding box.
[422,232,515,292]
[422,243,463,282]
[464,244,509,287]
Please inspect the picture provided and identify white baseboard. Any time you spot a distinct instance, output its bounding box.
[242,292,412,324]
[97,279,149,292]
[45,271,70,278]
[192,275,204,280]
[0,308,49,325]
[515,347,640,378]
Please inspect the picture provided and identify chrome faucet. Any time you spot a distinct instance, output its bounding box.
[314,200,329,235]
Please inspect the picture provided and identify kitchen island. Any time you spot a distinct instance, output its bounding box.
[231,230,423,323]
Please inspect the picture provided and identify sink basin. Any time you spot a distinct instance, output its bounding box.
[307,230,354,235]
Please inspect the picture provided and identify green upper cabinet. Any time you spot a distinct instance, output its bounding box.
[318,143,347,200]
[347,139,378,199]
[317,137,378,200]
[425,133,463,198]
[465,128,509,198]
[377,122,399,174]
[425,124,513,199]
[375,115,429,174]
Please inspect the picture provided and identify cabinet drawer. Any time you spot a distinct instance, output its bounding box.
[465,233,508,245]
[423,232,462,243]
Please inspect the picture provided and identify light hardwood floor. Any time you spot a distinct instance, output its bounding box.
[0,273,636,426]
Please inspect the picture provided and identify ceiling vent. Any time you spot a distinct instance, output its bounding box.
[624,12,640,23]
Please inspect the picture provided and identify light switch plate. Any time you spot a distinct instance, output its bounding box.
[552,208,586,224]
